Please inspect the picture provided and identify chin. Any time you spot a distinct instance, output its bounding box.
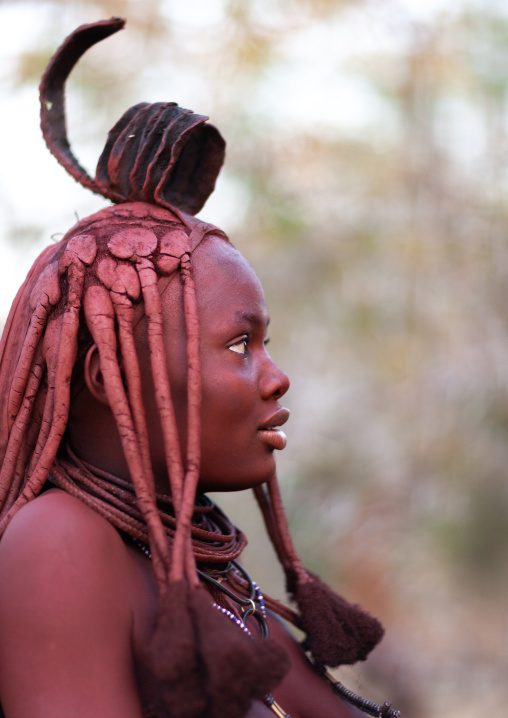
[198,460,276,493]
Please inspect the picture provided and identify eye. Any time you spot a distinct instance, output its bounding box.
[228,338,249,355]
[264,338,270,347]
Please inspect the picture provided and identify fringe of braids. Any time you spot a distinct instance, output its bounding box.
[0,19,386,718]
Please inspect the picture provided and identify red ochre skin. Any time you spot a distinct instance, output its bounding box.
[0,237,359,718]
[0,18,385,718]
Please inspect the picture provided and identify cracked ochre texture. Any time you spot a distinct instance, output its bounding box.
[0,201,225,588]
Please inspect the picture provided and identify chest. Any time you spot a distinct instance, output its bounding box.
[126,552,357,718]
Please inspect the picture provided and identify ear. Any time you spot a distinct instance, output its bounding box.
[83,344,109,406]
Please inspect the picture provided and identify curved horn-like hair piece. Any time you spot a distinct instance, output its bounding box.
[40,17,125,195]
[39,18,226,215]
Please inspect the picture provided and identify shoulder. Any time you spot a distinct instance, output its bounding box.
[0,489,133,632]
[0,490,144,717]
[0,487,121,550]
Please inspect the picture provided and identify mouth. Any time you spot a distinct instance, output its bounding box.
[258,408,290,451]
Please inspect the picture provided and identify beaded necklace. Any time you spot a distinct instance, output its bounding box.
[133,539,292,718]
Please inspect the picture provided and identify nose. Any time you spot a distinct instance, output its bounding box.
[260,356,290,400]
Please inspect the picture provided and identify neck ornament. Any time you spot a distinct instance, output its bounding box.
[132,538,292,718]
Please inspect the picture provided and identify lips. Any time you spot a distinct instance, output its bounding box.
[258,408,290,451]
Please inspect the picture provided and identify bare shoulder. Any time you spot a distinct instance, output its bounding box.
[0,488,125,557]
[0,489,143,718]
[0,489,131,613]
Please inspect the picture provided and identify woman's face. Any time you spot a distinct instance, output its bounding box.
[153,236,290,492]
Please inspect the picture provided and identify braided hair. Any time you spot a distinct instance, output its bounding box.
[0,19,385,718]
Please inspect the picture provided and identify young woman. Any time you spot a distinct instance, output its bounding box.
[0,19,399,718]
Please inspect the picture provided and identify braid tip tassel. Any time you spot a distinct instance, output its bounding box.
[287,570,384,667]
[143,581,290,718]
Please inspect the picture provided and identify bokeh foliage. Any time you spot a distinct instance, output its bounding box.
[1,0,507,715]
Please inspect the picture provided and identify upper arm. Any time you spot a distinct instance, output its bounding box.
[267,614,362,718]
[0,492,143,718]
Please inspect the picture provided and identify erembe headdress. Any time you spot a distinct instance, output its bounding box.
[0,19,397,718]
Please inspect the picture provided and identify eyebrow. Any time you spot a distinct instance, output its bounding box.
[235,311,270,328]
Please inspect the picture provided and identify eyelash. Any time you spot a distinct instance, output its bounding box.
[228,337,270,355]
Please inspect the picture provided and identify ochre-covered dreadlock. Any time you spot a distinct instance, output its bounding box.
[0,18,387,718]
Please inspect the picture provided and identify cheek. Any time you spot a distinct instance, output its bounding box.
[200,368,255,428]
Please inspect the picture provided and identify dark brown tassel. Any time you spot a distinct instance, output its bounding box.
[144,582,290,718]
[286,570,384,667]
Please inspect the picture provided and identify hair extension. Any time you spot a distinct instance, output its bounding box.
[0,18,396,718]
[254,478,384,666]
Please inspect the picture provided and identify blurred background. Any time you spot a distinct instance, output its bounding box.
[1,0,507,715]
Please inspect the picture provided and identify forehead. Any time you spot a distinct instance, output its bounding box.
[158,236,268,342]
[193,237,267,322]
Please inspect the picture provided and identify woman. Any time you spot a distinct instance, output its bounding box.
[0,19,399,718]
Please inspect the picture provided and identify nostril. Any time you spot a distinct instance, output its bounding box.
[260,359,290,400]
[273,367,290,399]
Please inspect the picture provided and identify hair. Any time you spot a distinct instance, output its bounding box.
[0,19,387,718]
